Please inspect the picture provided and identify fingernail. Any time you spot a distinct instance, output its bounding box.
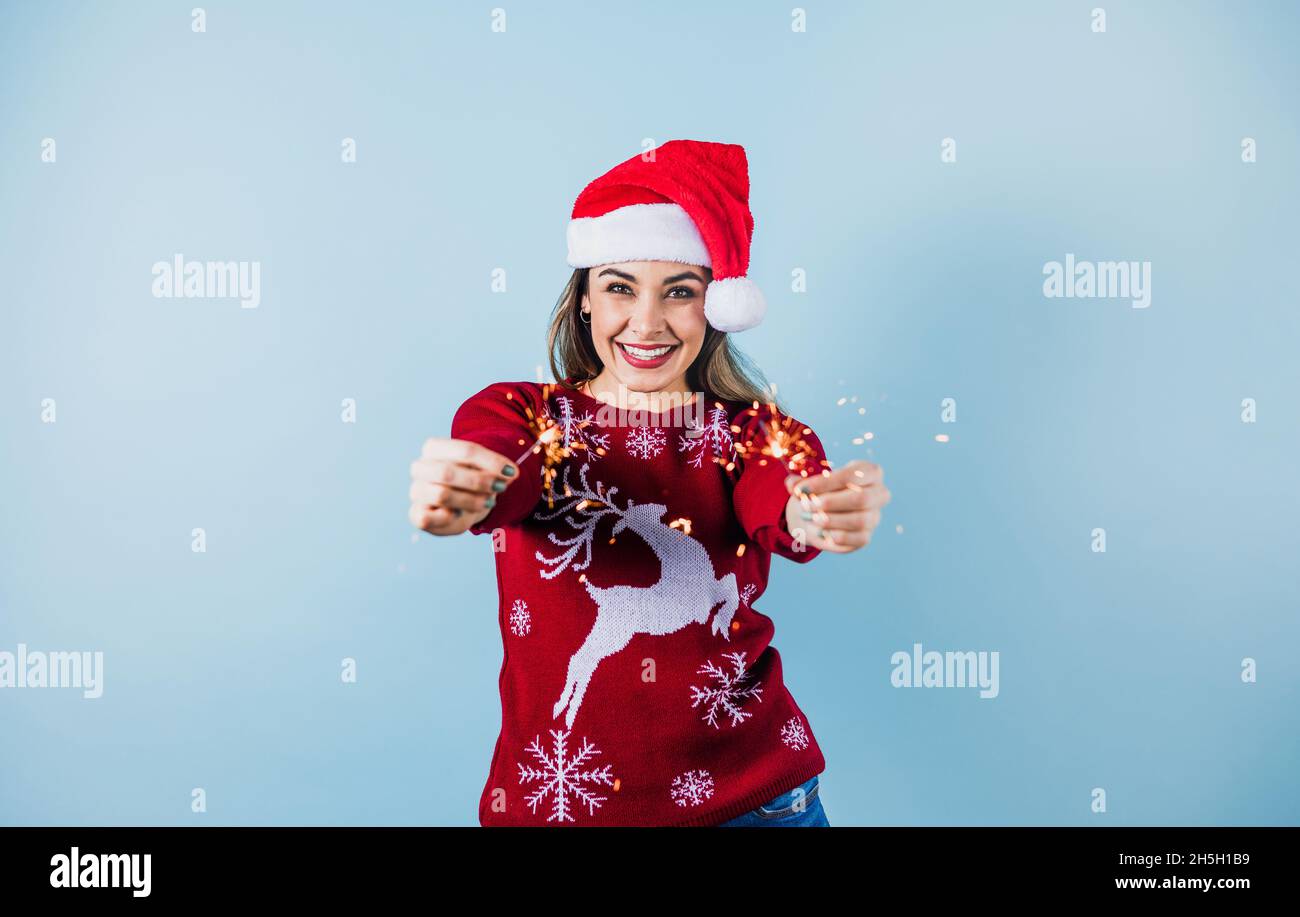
[454,508,463,517]
[797,483,811,495]
[501,465,516,477]
[491,480,507,492]
[485,495,496,508]
[800,511,812,521]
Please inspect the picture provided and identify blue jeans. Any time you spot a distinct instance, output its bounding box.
[716,775,829,827]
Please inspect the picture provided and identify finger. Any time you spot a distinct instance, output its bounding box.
[409,502,463,534]
[825,508,881,534]
[410,459,510,495]
[408,481,497,513]
[819,527,870,549]
[804,484,890,516]
[815,509,871,532]
[785,469,835,497]
[422,437,518,478]
[785,460,879,494]
[840,460,883,489]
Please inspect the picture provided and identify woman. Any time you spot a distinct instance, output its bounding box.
[408,140,890,826]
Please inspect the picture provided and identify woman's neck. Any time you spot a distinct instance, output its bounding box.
[582,371,698,414]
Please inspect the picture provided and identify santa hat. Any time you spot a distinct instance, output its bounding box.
[565,139,767,333]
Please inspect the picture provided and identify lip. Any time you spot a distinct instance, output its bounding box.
[615,340,678,370]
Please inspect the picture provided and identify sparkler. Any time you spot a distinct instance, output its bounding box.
[732,398,834,522]
[509,382,607,507]
[733,399,830,474]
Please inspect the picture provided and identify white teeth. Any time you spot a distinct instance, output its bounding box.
[621,343,673,359]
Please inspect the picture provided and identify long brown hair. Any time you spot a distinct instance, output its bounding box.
[545,267,782,411]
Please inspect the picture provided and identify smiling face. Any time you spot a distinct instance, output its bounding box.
[581,260,711,395]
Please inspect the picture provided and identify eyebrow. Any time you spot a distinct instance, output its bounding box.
[596,268,707,285]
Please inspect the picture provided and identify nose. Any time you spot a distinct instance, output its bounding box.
[628,290,669,339]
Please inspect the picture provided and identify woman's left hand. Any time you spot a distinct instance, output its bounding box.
[783,460,891,554]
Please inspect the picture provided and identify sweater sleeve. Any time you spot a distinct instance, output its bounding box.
[449,381,545,535]
[731,403,830,564]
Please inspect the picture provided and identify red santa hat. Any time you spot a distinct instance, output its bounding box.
[565,139,767,333]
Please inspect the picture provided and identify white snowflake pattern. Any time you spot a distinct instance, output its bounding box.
[678,405,737,469]
[690,651,764,728]
[670,769,715,808]
[516,729,616,823]
[780,716,810,751]
[739,583,757,608]
[509,599,531,636]
[549,395,611,461]
[625,424,667,460]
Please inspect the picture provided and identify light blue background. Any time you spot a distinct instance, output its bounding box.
[1,0,1296,826]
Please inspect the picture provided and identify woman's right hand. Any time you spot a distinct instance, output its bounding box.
[409,437,518,536]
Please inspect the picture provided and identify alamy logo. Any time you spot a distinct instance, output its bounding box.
[1042,253,1151,309]
[0,644,103,698]
[151,253,261,309]
[586,383,707,430]
[891,643,999,698]
[50,847,150,897]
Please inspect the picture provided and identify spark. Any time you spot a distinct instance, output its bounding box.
[733,399,834,522]
[734,400,829,478]
[511,382,607,507]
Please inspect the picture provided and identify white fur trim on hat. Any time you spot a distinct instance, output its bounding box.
[567,203,712,269]
[704,276,766,332]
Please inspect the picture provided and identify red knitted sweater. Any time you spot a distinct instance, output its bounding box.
[450,379,828,826]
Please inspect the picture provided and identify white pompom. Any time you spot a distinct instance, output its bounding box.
[704,276,767,332]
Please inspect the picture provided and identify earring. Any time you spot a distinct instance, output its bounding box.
[579,309,591,324]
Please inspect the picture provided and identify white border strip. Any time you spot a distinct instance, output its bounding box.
[566,202,711,268]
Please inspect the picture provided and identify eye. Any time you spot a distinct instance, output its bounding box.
[605,282,634,295]
[666,286,697,299]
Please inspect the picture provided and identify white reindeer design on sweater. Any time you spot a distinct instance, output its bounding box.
[534,461,740,728]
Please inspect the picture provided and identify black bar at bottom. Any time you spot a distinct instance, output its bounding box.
[0,826,1287,900]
